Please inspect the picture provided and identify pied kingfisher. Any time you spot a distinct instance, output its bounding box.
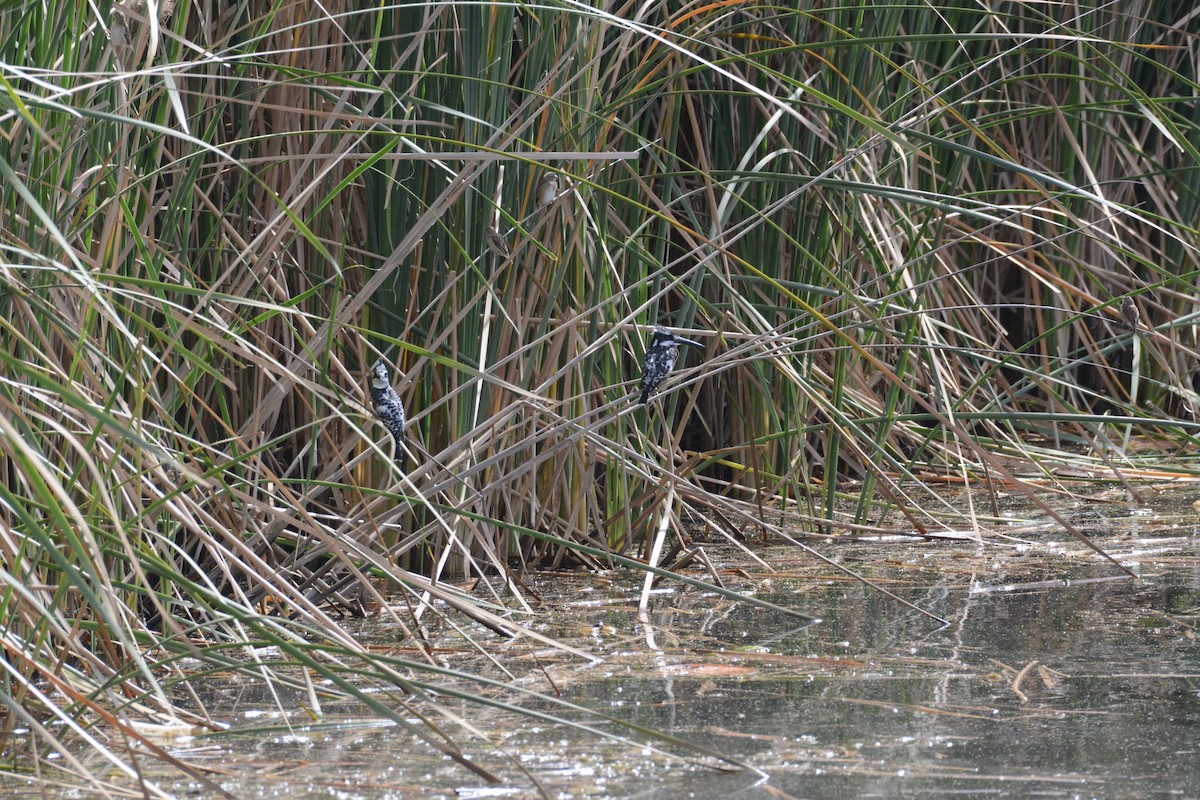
[368,358,406,466]
[638,327,703,405]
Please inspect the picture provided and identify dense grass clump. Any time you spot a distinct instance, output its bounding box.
[0,0,1197,791]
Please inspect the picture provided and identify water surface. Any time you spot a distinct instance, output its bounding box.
[17,488,1200,799]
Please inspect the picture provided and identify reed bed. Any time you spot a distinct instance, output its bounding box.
[0,0,1197,791]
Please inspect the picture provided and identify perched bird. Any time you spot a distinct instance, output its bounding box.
[638,327,703,405]
[535,173,559,209]
[368,358,407,466]
[485,226,511,259]
[1119,296,1141,332]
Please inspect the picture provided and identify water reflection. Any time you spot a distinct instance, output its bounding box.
[35,498,1200,799]
[511,539,1200,799]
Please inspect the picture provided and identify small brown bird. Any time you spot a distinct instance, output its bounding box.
[485,226,510,259]
[1119,297,1140,332]
[536,173,559,209]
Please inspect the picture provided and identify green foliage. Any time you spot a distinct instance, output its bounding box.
[0,0,1198,790]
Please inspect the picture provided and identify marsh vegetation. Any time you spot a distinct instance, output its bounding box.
[1,0,1198,794]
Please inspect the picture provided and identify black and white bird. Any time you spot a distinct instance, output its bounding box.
[638,327,703,405]
[368,358,407,466]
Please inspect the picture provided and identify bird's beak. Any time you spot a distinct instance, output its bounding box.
[676,335,703,348]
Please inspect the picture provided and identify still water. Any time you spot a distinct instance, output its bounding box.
[17,490,1200,798]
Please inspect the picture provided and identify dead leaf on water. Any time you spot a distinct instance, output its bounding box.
[659,664,757,677]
